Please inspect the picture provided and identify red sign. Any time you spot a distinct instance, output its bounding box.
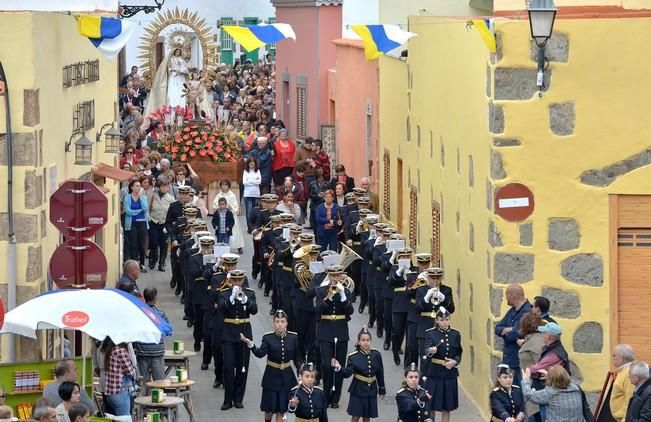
[50,180,108,239]
[0,297,4,330]
[61,311,90,328]
[50,239,107,289]
[494,183,535,222]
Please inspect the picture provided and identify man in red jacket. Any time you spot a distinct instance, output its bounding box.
[313,139,331,180]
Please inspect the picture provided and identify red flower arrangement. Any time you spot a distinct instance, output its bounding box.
[164,125,242,163]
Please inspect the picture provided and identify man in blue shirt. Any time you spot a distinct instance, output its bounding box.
[495,284,531,387]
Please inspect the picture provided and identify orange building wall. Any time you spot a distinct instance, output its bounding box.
[333,39,379,190]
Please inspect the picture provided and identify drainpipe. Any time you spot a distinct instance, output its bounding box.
[0,61,16,363]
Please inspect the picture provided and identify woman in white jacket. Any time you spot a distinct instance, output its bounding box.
[242,158,262,232]
[213,179,244,253]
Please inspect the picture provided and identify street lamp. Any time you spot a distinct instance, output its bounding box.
[97,123,121,153]
[65,130,94,165]
[119,0,165,18]
[528,0,557,91]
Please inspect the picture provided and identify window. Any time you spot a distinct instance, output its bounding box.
[221,17,234,51]
[431,200,441,266]
[296,86,307,139]
[73,100,95,131]
[383,150,391,218]
[268,17,277,55]
[365,101,372,161]
[409,186,418,249]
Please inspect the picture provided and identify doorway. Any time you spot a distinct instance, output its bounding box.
[282,80,290,124]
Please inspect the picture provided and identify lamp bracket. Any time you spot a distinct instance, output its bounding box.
[65,129,84,153]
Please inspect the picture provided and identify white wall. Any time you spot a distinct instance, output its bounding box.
[342,0,379,39]
[0,0,118,11]
[122,0,275,72]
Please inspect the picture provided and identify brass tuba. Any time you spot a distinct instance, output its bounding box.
[339,242,363,269]
[340,275,355,293]
[293,245,314,292]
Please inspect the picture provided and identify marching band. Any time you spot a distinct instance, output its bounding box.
[163,188,466,421]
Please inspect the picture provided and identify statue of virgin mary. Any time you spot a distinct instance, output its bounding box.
[144,33,190,116]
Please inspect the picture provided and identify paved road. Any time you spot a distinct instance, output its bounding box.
[138,216,483,421]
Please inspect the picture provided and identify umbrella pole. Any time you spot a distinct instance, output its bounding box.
[82,332,87,391]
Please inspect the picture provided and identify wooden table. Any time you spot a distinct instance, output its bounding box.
[163,350,196,378]
[134,395,183,421]
[146,380,196,422]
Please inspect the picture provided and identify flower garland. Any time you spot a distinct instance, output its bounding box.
[164,125,241,163]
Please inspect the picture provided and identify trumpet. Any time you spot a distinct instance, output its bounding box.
[290,238,299,250]
[408,277,427,290]
[430,287,442,305]
[235,289,247,302]
[329,283,340,294]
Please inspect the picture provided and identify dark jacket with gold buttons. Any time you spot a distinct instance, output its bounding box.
[423,326,462,379]
[251,331,301,392]
[390,264,418,313]
[288,385,328,422]
[188,252,209,305]
[396,386,431,422]
[339,348,386,397]
[489,385,524,422]
[217,287,258,342]
[315,285,354,342]
[415,284,455,338]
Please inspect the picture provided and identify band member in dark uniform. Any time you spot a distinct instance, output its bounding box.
[251,194,280,282]
[261,214,283,299]
[390,247,417,366]
[380,232,401,350]
[218,269,258,410]
[240,310,301,422]
[288,362,328,422]
[415,267,454,373]
[180,215,204,327]
[188,235,214,358]
[405,253,432,368]
[489,364,525,422]
[361,215,380,327]
[293,244,321,367]
[396,364,433,422]
[275,223,302,329]
[315,264,354,408]
[423,307,462,422]
[331,327,386,421]
[164,185,193,294]
[207,253,240,388]
[338,192,357,248]
[369,225,390,342]
[344,197,372,306]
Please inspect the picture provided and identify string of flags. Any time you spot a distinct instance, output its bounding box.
[221,23,296,52]
[350,24,417,61]
[75,15,135,59]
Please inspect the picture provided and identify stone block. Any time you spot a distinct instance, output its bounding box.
[486,65,491,97]
[41,209,47,238]
[491,355,503,380]
[456,269,461,300]
[573,322,603,353]
[548,218,580,251]
[580,147,651,187]
[491,150,506,180]
[489,220,503,247]
[25,246,42,282]
[520,223,533,247]
[440,140,445,167]
[561,253,603,286]
[490,286,503,317]
[469,282,474,312]
[456,147,461,174]
[570,361,583,384]
[489,102,504,134]
[0,132,38,166]
[23,89,40,127]
[487,251,491,278]
[491,32,503,64]
[493,321,504,350]
[468,155,474,187]
[493,138,522,147]
[549,102,575,136]
[486,319,492,347]
[486,179,493,211]
[24,169,44,209]
[0,213,38,243]
[494,68,550,100]
[456,211,460,233]
[542,287,581,319]
[494,253,534,284]
[470,345,475,375]
[0,283,38,307]
[530,32,569,63]
[469,223,475,252]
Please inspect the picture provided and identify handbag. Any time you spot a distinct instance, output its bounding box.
[577,384,595,422]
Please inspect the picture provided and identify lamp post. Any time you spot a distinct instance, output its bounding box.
[528,0,557,91]
[65,130,94,165]
[97,123,121,153]
[119,0,164,18]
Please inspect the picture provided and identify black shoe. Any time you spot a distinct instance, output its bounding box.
[140,266,148,273]
[399,349,404,354]
[180,296,185,304]
[149,262,156,270]
[258,280,264,289]
[221,403,232,411]
[393,353,401,366]
[182,315,189,321]
[358,305,365,314]
[234,402,244,409]
[252,271,259,280]
[175,288,182,296]
[194,342,201,352]
[187,320,193,328]
[170,278,176,289]
[264,292,269,297]
[330,403,339,409]
[377,330,383,338]
[383,341,390,351]
[159,264,166,272]
[213,379,222,388]
[368,321,374,328]
[237,248,243,254]
[201,363,209,370]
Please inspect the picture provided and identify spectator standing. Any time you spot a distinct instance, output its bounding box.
[626,361,651,422]
[309,168,328,236]
[275,191,302,223]
[528,323,570,376]
[329,164,355,193]
[312,139,331,180]
[532,296,556,323]
[495,284,532,386]
[294,137,317,183]
[148,176,174,271]
[272,128,296,185]
[123,179,149,272]
[521,366,583,422]
[248,137,273,194]
[334,182,346,207]
[211,197,235,244]
[134,287,169,383]
[43,360,97,414]
[103,339,137,417]
[242,158,262,231]
[54,381,81,422]
[292,165,310,225]
[213,180,244,253]
[315,190,340,252]
[517,313,545,420]
[116,260,142,297]
[610,344,636,422]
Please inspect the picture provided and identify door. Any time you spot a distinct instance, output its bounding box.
[282,80,290,123]
[397,159,404,232]
[613,195,651,362]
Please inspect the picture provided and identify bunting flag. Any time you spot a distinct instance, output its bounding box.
[350,24,417,61]
[470,19,496,53]
[221,23,296,52]
[76,15,136,59]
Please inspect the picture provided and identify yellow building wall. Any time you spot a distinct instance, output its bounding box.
[0,12,121,361]
[380,14,651,416]
[495,0,651,11]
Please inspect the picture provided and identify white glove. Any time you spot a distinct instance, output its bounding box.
[213,262,221,272]
[374,237,382,247]
[417,272,428,282]
[396,267,405,277]
[240,292,248,304]
[435,291,446,303]
[339,289,347,303]
[230,286,239,304]
[390,251,397,265]
[163,228,168,234]
[356,220,363,233]
[424,288,435,303]
[370,229,377,239]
